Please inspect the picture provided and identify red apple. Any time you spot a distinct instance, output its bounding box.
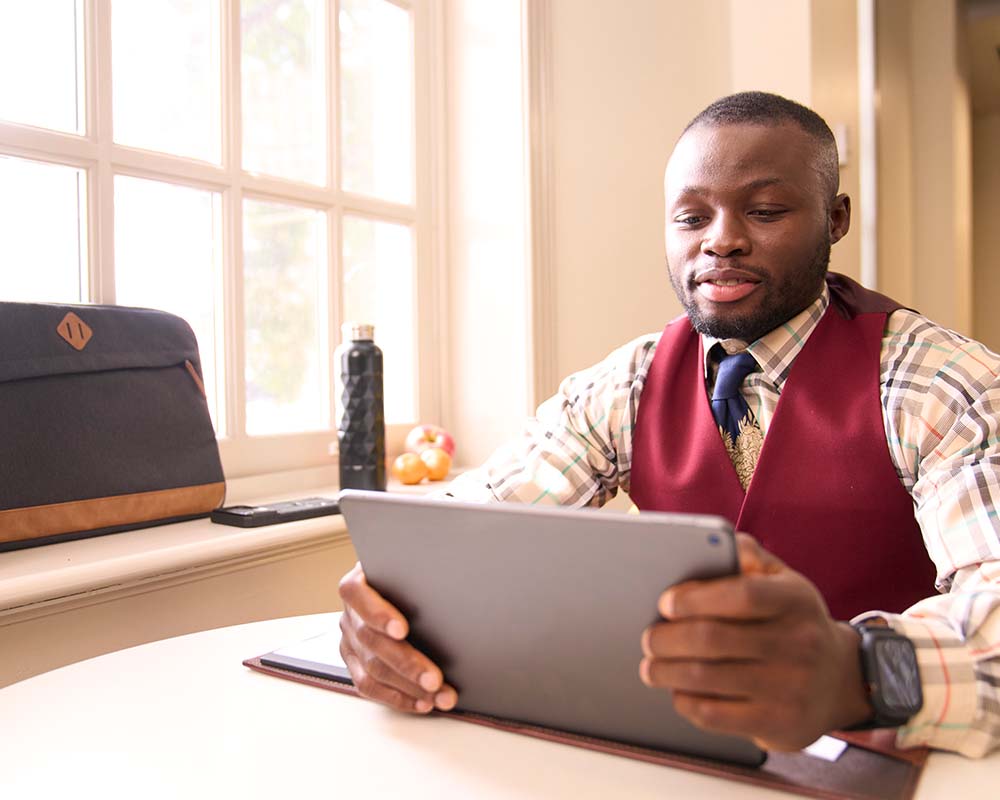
[405,424,455,458]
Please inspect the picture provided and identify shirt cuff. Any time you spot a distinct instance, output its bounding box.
[853,611,981,756]
[428,468,498,504]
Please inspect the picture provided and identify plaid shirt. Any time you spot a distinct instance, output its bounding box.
[445,286,1000,757]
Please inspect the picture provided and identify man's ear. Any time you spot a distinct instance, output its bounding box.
[829,194,851,244]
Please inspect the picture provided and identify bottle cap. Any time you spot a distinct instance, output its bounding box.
[343,322,375,342]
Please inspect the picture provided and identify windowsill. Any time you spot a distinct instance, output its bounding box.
[0,472,451,621]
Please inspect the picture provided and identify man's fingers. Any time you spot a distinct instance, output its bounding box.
[642,619,773,661]
[671,693,815,752]
[347,605,443,689]
[640,658,793,701]
[339,615,458,712]
[672,692,767,739]
[339,634,423,709]
[341,648,434,714]
[733,532,785,576]
[659,570,804,621]
[642,537,849,749]
[357,655,458,713]
[657,536,790,622]
[339,562,409,640]
[338,565,459,714]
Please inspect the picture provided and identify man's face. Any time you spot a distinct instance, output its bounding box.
[664,121,850,342]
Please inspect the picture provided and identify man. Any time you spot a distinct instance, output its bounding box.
[339,92,1000,757]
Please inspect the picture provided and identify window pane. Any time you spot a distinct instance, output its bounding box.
[242,0,327,185]
[339,0,413,204]
[0,0,85,134]
[243,200,328,435]
[114,176,224,433]
[341,215,414,423]
[112,0,221,162]
[0,156,87,303]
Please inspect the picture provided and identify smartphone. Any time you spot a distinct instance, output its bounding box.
[210,497,341,527]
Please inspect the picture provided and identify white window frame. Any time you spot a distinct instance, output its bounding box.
[0,0,445,480]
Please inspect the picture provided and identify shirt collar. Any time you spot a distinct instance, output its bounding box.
[701,284,831,388]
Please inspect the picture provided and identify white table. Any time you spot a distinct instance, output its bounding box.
[1,613,996,799]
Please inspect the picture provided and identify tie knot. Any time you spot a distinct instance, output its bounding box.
[712,350,757,401]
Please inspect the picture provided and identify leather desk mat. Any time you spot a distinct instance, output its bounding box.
[244,655,928,800]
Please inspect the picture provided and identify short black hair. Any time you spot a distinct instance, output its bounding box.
[683,91,840,199]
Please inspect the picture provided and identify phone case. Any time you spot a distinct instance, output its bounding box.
[210,498,340,527]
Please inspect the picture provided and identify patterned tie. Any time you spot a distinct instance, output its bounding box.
[710,348,761,489]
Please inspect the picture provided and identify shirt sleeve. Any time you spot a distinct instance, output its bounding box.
[870,312,1000,757]
[442,334,657,508]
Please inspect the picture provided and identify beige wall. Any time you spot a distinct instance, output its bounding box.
[875,0,974,336]
[730,0,812,103]
[810,0,862,283]
[443,0,990,463]
[973,111,1000,351]
[544,0,864,386]
[875,0,915,305]
[729,0,863,282]
[546,0,730,382]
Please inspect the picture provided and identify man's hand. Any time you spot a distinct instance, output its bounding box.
[338,562,458,714]
[640,533,873,750]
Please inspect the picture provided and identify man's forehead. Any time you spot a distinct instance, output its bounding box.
[664,121,818,194]
[673,176,786,198]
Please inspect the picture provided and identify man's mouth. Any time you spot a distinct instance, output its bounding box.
[693,270,761,303]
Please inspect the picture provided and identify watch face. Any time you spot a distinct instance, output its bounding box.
[875,637,922,715]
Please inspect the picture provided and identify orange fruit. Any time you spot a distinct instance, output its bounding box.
[420,447,452,481]
[392,452,429,485]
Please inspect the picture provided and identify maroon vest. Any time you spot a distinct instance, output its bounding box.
[629,274,937,620]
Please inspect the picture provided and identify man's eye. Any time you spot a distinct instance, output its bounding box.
[748,209,786,219]
[676,215,705,226]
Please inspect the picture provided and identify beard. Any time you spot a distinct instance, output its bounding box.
[667,233,831,343]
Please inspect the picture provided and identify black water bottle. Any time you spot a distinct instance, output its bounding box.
[337,323,386,491]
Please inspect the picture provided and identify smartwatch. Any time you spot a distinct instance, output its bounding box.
[850,622,923,729]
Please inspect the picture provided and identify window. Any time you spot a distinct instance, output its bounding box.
[0,0,436,478]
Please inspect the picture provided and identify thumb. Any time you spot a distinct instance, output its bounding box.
[734,532,785,576]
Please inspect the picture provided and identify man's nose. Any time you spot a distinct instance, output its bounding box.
[702,213,750,258]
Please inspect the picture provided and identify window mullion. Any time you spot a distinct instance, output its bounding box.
[413,0,444,426]
[91,0,114,305]
[329,0,343,434]
[337,192,418,224]
[223,0,245,442]
[107,146,229,189]
[0,123,98,163]
[0,0,433,480]
[332,0,342,196]
[241,172,351,208]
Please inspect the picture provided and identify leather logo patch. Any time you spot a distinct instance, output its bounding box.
[57,312,93,351]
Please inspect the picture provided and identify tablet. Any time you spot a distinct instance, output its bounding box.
[338,489,765,767]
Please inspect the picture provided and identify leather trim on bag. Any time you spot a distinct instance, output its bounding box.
[184,359,207,398]
[56,312,93,351]
[0,482,227,543]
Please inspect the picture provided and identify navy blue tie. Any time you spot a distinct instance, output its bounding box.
[711,349,758,444]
